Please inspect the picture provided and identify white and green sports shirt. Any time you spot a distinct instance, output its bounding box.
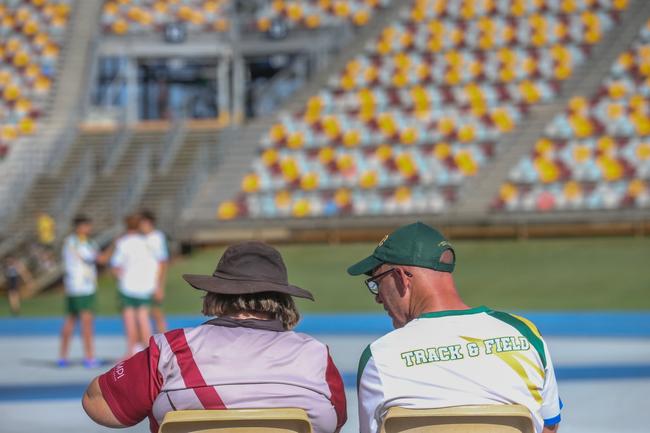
[357,306,562,433]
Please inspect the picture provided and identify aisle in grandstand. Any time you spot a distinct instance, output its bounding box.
[0,313,648,433]
[217,0,631,220]
[494,15,650,212]
[0,0,71,161]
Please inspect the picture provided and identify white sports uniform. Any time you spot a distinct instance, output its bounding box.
[358,306,562,433]
[62,235,98,296]
[110,233,159,299]
[144,229,168,262]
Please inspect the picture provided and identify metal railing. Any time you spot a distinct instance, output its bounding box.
[101,116,132,175]
[158,117,187,175]
[162,143,211,235]
[49,148,94,238]
[115,146,152,217]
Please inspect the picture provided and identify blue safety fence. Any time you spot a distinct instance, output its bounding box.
[1,363,649,402]
[1,312,649,336]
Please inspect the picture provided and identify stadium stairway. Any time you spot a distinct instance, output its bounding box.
[11,129,118,238]
[182,0,407,225]
[452,0,650,218]
[138,122,221,238]
[75,127,167,231]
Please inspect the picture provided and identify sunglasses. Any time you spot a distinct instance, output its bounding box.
[365,268,413,295]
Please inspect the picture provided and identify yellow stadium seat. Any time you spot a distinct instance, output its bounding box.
[393,186,412,203]
[304,14,321,28]
[3,84,21,101]
[257,16,271,31]
[455,149,478,175]
[241,173,260,193]
[18,117,36,135]
[433,142,451,160]
[380,405,534,433]
[103,2,119,16]
[628,178,647,197]
[111,18,129,34]
[275,190,292,209]
[500,182,518,203]
[564,180,582,200]
[217,201,239,220]
[333,1,351,18]
[334,187,351,207]
[213,18,229,32]
[34,75,51,93]
[343,129,361,147]
[292,199,311,217]
[286,4,303,22]
[300,172,319,191]
[360,169,378,189]
[375,143,393,162]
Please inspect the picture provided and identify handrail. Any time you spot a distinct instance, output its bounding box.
[50,148,95,239]
[115,146,152,216]
[163,143,210,236]
[102,119,132,175]
[47,117,80,175]
[158,117,187,175]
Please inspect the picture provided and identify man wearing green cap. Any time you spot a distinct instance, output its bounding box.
[348,222,562,433]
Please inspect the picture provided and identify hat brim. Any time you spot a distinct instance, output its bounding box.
[183,274,315,301]
[347,255,384,276]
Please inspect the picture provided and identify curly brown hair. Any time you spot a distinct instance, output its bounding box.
[202,291,300,330]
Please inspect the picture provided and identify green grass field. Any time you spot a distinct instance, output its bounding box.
[2,236,649,317]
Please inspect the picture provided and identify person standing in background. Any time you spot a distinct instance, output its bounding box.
[139,210,169,332]
[59,215,109,368]
[111,214,160,357]
[3,255,33,316]
[36,212,56,270]
[37,212,56,248]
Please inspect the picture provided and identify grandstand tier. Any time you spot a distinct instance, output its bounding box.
[494,15,650,213]
[216,0,633,220]
[0,0,71,162]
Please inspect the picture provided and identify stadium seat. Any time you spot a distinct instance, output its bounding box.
[380,405,534,433]
[158,408,312,433]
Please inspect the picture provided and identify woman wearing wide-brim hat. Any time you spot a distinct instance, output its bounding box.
[82,241,347,433]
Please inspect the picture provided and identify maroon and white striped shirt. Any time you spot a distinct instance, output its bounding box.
[98,318,347,433]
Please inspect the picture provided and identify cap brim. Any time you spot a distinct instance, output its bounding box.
[183,274,315,301]
[347,255,384,276]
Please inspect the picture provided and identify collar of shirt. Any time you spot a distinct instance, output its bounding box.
[204,316,286,332]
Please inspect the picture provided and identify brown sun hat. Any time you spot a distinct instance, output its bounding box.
[183,241,314,300]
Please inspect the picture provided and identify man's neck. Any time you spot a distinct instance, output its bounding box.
[409,274,469,319]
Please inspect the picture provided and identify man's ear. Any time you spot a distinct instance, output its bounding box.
[396,268,410,297]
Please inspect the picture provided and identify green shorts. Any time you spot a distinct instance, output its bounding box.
[66,294,96,315]
[119,293,152,309]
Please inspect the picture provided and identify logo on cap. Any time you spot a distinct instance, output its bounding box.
[378,234,389,247]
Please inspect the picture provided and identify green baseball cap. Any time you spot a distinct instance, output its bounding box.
[347,222,455,276]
